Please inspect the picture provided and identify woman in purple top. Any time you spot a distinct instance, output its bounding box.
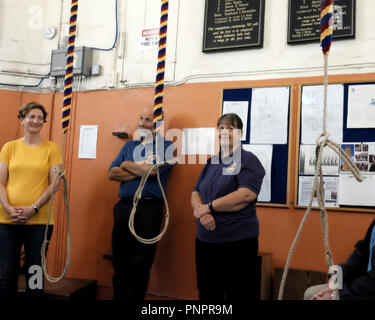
[191,113,265,301]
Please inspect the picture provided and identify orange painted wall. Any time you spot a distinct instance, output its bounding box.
[0,90,22,146]
[0,73,374,299]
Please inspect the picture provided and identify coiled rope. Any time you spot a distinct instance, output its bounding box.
[128,159,171,244]
[41,0,78,282]
[278,0,363,300]
[128,0,171,245]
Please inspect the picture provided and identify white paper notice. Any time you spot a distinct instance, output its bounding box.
[250,87,290,144]
[78,125,98,159]
[182,128,216,155]
[347,84,375,128]
[338,173,375,206]
[298,176,339,208]
[222,101,249,141]
[301,84,344,144]
[299,145,339,175]
[243,144,273,202]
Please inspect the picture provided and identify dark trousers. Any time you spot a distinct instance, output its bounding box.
[112,198,164,301]
[195,237,258,301]
[0,224,53,301]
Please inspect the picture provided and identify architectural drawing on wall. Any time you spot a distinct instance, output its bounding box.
[222,101,249,141]
[250,87,290,144]
[299,144,339,175]
[243,144,273,202]
[301,84,344,144]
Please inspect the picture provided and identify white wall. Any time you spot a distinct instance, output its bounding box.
[0,0,374,91]
[0,0,62,87]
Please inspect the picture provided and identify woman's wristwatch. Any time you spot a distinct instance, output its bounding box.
[208,201,216,213]
[32,204,39,214]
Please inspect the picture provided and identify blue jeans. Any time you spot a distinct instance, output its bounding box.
[0,224,53,300]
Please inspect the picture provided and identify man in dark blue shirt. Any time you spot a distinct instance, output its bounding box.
[108,105,174,301]
[304,218,375,300]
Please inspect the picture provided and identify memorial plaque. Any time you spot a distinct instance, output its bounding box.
[203,0,265,52]
[288,0,355,44]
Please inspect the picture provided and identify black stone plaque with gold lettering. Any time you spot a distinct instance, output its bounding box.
[203,0,265,52]
[288,0,355,44]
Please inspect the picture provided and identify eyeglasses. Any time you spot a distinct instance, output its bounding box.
[25,115,44,122]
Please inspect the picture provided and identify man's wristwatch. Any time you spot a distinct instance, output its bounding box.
[208,201,215,213]
[32,204,39,214]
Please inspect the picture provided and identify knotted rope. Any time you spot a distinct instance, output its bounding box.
[278,0,363,300]
[41,139,71,282]
[41,0,78,282]
[128,0,171,245]
[128,159,171,244]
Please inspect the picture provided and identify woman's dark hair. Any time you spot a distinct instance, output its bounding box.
[18,102,47,122]
[217,113,243,130]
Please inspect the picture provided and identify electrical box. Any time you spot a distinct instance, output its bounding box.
[50,46,93,77]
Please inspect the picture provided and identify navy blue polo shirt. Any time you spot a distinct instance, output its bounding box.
[193,147,265,243]
[110,136,174,199]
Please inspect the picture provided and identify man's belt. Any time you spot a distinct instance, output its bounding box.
[121,197,161,203]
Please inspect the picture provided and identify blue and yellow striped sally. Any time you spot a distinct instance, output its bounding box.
[153,0,169,134]
[62,0,78,133]
[320,0,333,56]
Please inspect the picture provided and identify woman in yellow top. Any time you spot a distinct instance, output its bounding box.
[0,102,62,300]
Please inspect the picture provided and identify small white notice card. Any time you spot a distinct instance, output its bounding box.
[78,125,98,159]
[182,128,216,155]
[347,84,375,128]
